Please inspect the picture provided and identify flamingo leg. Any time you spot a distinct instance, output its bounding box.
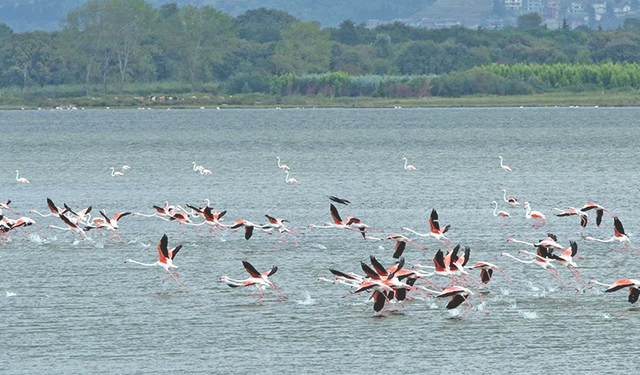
[567,266,589,290]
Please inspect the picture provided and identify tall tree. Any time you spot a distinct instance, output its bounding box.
[157,5,236,91]
[272,21,332,74]
[517,12,543,30]
[102,0,155,93]
[63,0,113,94]
[235,8,298,43]
[1,31,58,88]
[332,20,362,45]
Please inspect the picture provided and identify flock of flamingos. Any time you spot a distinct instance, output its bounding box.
[2,155,638,317]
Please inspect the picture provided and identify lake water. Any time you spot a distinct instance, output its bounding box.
[1,107,639,374]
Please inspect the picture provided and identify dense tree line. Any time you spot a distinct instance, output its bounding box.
[3,0,640,98]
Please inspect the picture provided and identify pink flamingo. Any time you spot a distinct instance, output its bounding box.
[124,234,186,290]
[219,261,286,302]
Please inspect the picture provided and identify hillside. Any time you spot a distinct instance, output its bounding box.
[413,0,493,25]
[0,0,448,31]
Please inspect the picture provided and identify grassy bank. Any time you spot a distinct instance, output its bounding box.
[2,90,640,109]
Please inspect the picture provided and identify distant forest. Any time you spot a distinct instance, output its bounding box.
[3,0,640,99]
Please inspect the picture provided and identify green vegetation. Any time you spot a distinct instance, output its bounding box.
[4,1,640,108]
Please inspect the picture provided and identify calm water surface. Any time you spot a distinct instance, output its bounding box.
[1,107,639,374]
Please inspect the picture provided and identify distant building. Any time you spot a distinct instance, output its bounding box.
[567,2,584,13]
[525,0,543,12]
[505,0,523,10]
[592,2,607,15]
[614,3,631,14]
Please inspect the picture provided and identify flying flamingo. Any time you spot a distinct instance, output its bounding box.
[584,217,637,255]
[30,198,67,218]
[401,209,451,244]
[345,216,379,239]
[402,157,416,171]
[580,202,615,227]
[589,279,640,304]
[94,210,131,240]
[189,206,228,233]
[507,233,564,251]
[498,156,512,171]
[124,234,186,290]
[420,285,485,315]
[501,249,556,270]
[552,207,588,228]
[469,261,516,284]
[229,219,271,240]
[308,204,363,236]
[262,214,302,247]
[14,170,29,184]
[385,233,428,258]
[501,247,565,286]
[328,196,350,205]
[109,167,123,178]
[219,261,286,302]
[548,241,589,290]
[0,200,19,215]
[523,201,546,227]
[49,212,89,240]
[285,170,298,185]
[276,156,290,171]
[499,188,520,206]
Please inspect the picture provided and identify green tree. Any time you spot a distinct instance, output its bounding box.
[63,0,115,94]
[158,5,236,91]
[235,8,298,43]
[517,12,543,30]
[332,19,363,45]
[1,31,59,88]
[329,43,375,75]
[272,22,332,74]
[103,0,155,93]
[373,33,391,58]
[395,41,442,75]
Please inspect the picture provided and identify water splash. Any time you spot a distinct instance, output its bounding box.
[28,233,46,244]
[519,311,538,319]
[296,291,315,305]
[5,290,16,297]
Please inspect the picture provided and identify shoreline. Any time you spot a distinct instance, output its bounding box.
[2,91,640,110]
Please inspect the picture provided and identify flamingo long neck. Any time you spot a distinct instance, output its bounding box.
[501,253,535,264]
[402,227,428,237]
[125,259,159,267]
[502,190,508,203]
[499,156,505,168]
[15,170,20,181]
[31,210,52,217]
[492,202,498,216]
[403,158,408,169]
[524,204,532,218]
[221,276,249,287]
[589,279,611,288]
[285,170,290,182]
[276,157,282,168]
[586,236,615,243]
